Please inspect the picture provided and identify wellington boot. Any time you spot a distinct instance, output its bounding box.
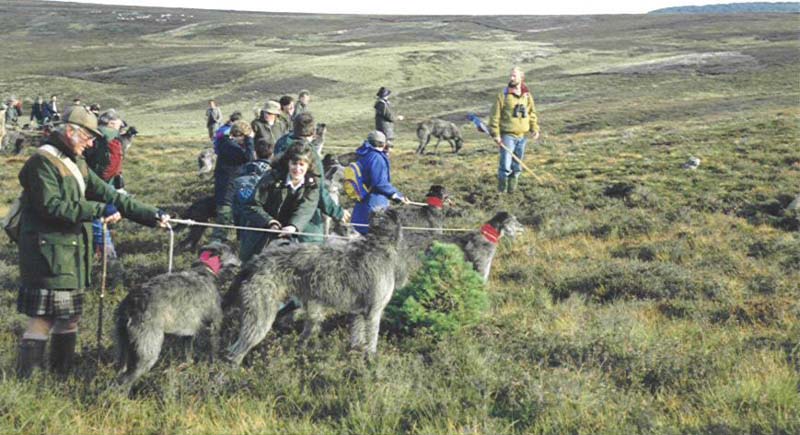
[498,177,509,193]
[16,339,46,379]
[508,176,519,193]
[50,332,77,377]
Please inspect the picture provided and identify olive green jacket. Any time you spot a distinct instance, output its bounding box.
[242,167,320,233]
[272,134,345,243]
[488,87,539,138]
[17,135,160,290]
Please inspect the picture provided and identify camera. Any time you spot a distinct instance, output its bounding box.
[512,104,527,118]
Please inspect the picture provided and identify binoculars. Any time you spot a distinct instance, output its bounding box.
[512,104,527,118]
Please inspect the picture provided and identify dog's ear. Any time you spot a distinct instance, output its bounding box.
[198,241,225,257]
[489,211,512,228]
[426,185,446,199]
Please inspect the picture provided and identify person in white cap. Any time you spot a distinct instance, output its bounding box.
[351,130,410,235]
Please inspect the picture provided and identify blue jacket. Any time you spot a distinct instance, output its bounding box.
[352,141,400,234]
[42,102,58,121]
[214,135,254,205]
[213,123,233,155]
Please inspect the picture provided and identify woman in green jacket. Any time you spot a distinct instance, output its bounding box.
[239,142,321,262]
[15,105,169,378]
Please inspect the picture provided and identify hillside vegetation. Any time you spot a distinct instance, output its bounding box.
[0,1,798,434]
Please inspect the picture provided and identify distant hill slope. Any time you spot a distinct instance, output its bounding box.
[650,2,800,13]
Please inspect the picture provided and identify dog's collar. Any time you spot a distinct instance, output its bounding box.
[480,224,501,245]
[199,251,222,276]
[426,196,444,209]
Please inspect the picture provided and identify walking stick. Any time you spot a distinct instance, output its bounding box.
[467,113,558,186]
[166,221,174,274]
[96,221,108,363]
[495,141,544,184]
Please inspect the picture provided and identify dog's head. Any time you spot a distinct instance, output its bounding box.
[487,212,525,240]
[322,153,344,180]
[368,208,403,243]
[199,241,241,269]
[424,185,452,209]
[425,185,449,201]
[198,149,215,174]
[315,123,327,139]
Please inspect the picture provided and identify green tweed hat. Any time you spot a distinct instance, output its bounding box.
[62,104,103,137]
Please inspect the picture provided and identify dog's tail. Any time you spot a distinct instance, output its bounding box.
[221,260,259,311]
[225,279,283,366]
[416,122,429,141]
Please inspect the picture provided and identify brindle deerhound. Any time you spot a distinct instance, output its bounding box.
[401,211,524,283]
[225,208,403,365]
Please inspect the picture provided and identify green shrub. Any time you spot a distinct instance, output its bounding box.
[385,242,488,338]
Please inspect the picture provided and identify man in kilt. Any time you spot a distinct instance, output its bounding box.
[15,105,169,378]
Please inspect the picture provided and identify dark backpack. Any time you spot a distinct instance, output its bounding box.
[231,161,271,225]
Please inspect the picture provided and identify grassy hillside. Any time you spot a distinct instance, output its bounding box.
[0,1,798,434]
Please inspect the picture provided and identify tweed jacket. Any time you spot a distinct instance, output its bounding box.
[17,134,159,289]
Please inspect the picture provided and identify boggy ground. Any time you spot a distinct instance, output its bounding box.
[0,1,798,434]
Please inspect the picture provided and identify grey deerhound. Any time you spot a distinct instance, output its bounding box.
[198,148,216,177]
[114,242,241,388]
[225,208,403,366]
[402,211,524,283]
[393,185,449,234]
[416,119,464,154]
[175,194,216,250]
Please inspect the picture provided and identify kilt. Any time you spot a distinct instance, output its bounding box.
[17,287,84,318]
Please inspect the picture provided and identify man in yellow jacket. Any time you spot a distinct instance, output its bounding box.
[488,66,540,193]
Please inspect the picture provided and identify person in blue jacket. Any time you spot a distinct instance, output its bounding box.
[351,130,410,235]
[212,120,255,241]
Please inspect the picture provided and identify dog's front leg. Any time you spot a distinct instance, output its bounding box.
[181,336,194,364]
[364,310,383,356]
[208,317,222,364]
[299,301,324,347]
[349,313,366,351]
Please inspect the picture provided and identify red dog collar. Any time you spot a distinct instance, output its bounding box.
[426,196,444,209]
[199,250,222,276]
[480,224,501,245]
